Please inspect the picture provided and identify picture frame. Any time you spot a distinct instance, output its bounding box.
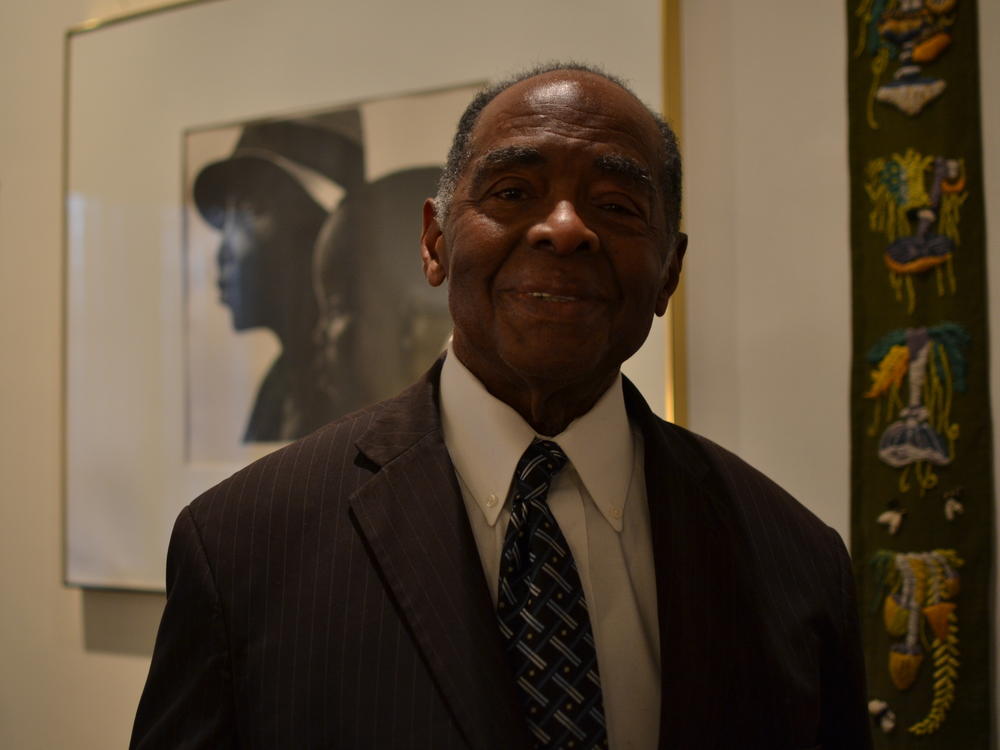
[62,0,679,590]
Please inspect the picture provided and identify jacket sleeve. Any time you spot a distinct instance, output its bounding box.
[130,506,237,749]
[821,527,874,749]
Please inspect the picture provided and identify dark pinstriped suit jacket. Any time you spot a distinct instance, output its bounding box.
[131,359,872,749]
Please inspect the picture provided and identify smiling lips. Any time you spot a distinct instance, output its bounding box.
[505,288,608,322]
[510,283,607,305]
[526,291,581,302]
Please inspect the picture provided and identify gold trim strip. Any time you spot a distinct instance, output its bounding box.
[67,0,224,37]
[662,0,688,426]
[60,25,71,588]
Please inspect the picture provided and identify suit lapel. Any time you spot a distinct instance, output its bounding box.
[625,380,749,749]
[348,368,755,749]
[348,364,533,750]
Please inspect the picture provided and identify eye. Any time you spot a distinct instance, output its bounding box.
[591,179,649,216]
[493,186,528,201]
[600,201,635,215]
[595,194,643,219]
[482,175,535,203]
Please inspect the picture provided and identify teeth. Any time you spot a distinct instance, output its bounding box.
[528,292,577,302]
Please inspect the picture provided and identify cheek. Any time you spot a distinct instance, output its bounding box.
[445,272,491,335]
[614,255,668,313]
[443,219,511,289]
[224,231,258,268]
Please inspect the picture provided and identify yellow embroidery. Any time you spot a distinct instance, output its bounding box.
[865,344,909,399]
[872,549,962,735]
[864,326,967,494]
[938,189,967,244]
[864,151,934,243]
[866,47,890,130]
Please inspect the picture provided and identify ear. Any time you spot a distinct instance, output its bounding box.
[421,198,448,287]
[654,232,687,316]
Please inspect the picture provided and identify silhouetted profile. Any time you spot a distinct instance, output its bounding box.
[193,118,363,442]
[313,165,451,410]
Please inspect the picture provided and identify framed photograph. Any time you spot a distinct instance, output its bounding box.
[63,1,479,589]
[63,0,675,590]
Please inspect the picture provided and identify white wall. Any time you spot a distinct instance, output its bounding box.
[683,0,854,532]
[1,2,170,747]
[0,0,995,747]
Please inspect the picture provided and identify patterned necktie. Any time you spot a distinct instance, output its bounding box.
[497,439,608,749]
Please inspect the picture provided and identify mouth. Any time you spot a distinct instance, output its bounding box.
[504,287,606,323]
[525,291,582,303]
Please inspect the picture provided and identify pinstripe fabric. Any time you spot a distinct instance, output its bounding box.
[131,362,870,749]
[623,378,871,749]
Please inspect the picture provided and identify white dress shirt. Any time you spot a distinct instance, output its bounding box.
[439,346,661,750]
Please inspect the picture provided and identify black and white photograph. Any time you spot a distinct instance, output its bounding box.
[184,89,470,461]
[64,69,477,588]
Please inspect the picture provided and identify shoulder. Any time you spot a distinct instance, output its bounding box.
[691,429,834,534]
[183,350,445,522]
[640,408,846,566]
[644,416,858,631]
[184,370,439,536]
[192,403,373,509]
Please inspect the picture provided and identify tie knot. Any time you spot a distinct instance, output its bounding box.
[516,438,568,487]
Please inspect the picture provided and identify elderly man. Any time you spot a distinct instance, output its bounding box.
[131,64,871,749]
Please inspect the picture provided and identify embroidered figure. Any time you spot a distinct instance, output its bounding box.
[864,150,967,312]
[877,498,907,535]
[865,324,968,495]
[870,549,962,735]
[868,698,897,733]
[943,486,964,520]
[855,0,958,125]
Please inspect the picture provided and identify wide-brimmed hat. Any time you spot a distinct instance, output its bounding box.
[193,119,365,229]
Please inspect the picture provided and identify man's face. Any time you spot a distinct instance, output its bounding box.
[422,71,685,393]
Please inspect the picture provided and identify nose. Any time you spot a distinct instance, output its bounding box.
[525,200,599,255]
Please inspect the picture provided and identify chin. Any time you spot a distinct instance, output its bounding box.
[502,345,607,383]
[229,309,261,333]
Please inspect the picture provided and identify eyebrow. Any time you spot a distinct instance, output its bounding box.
[467,146,655,196]
[470,146,545,193]
[593,153,655,194]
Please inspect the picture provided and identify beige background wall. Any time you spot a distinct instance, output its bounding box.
[0,0,996,747]
[2,2,170,747]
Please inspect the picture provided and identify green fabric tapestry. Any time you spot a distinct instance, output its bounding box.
[848,0,994,745]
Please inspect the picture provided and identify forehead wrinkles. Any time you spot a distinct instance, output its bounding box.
[470,103,659,173]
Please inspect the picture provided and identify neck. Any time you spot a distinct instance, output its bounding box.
[272,283,319,367]
[452,340,617,436]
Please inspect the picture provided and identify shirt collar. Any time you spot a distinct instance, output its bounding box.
[439,344,633,531]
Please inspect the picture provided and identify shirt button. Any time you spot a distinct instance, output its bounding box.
[610,506,623,519]
[486,493,499,508]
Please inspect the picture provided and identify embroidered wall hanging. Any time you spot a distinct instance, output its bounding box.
[848,0,993,745]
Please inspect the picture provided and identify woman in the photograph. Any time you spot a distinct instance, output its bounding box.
[193,119,364,441]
